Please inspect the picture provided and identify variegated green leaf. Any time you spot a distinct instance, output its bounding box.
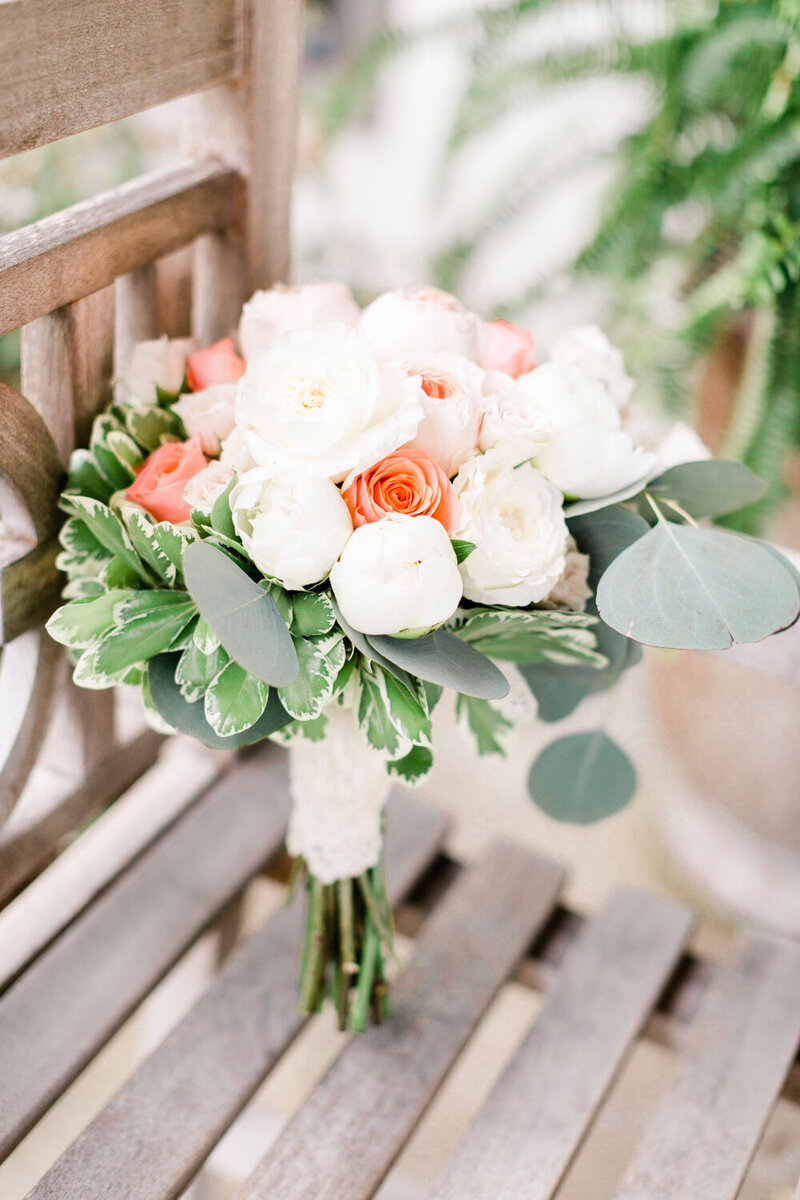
[277,632,346,719]
[175,639,230,702]
[290,590,335,637]
[59,495,149,582]
[56,517,112,577]
[455,694,512,756]
[357,667,406,757]
[388,745,434,784]
[46,589,132,649]
[125,405,183,452]
[449,608,607,667]
[193,616,220,654]
[121,504,193,585]
[94,592,196,675]
[204,660,269,736]
[65,449,115,503]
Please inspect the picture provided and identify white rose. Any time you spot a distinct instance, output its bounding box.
[516,363,656,499]
[401,351,484,477]
[118,335,197,406]
[359,286,488,362]
[235,326,424,483]
[330,514,462,635]
[219,426,256,472]
[238,281,360,360]
[231,469,353,589]
[479,367,554,458]
[550,324,635,409]
[183,460,235,515]
[172,383,237,455]
[453,448,568,607]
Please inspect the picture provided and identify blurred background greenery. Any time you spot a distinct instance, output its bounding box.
[3,0,800,538]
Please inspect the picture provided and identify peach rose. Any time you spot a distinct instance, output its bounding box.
[126,435,209,524]
[481,319,536,377]
[343,446,461,535]
[186,338,246,391]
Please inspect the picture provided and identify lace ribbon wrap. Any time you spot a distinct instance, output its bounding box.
[286,705,392,883]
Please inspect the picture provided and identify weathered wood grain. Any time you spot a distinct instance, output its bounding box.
[615,932,800,1200]
[114,263,160,393]
[24,794,448,1200]
[0,631,64,836]
[0,730,162,910]
[0,383,63,540]
[0,0,239,159]
[430,888,694,1200]
[0,163,239,337]
[0,539,61,645]
[0,745,289,1160]
[236,843,565,1200]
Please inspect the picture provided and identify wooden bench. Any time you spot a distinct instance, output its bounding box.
[2,3,800,1197]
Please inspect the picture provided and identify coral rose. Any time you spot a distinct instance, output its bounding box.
[126,436,209,524]
[186,338,246,391]
[481,319,536,377]
[343,447,461,535]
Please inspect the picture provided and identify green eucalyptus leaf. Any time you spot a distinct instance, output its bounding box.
[290,591,336,637]
[647,459,768,519]
[204,660,269,736]
[277,632,346,719]
[455,694,512,755]
[596,523,800,649]
[148,653,291,748]
[367,628,509,700]
[183,540,299,686]
[568,505,651,593]
[94,592,197,674]
[529,731,636,824]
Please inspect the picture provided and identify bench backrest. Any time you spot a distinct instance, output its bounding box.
[0,0,304,901]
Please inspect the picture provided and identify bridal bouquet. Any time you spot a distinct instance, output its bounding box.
[47,282,799,1029]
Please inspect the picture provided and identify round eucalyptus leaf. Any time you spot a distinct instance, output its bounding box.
[529,731,636,824]
[367,628,509,699]
[183,540,298,685]
[647,459,767,519]
[568,505,650,594]
[596,523,800,649]
[148,654,291,749]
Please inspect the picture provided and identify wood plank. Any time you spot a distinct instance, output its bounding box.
[0,744,289,1160]
[0,0,238,159]
[615,932,800,1200]
[25,795,449,1200]
[236,843,565,1200]
[0,739,221,992]
[0,730,162,909]
[0,162,239,337]
[114,264,159,395]
[430,888,694,1200]
[0,383,63,540]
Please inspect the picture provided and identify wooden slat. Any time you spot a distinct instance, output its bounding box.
[0,383,63,541]
[0,631,63,834]
[236,843,565,1200]
[25,795,448,1200]
[430,888,694,1200]
[0,162,239,337]
[0,745,289,1160]
[0,0,239,159]
[114,263,160,391]
[0,738,220,991]
[615,932,800,1200]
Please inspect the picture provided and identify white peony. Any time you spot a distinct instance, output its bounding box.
[479,367,553,458]
[183,460,235,515]
[330,513,463,635]
[238,281,360,360]
[359,286,488,363]
[230,469,353,589]
[655,421,712,470]
[235,326,424,483]
[118,335,196,406]
[173,383,237,455]
[549,324,635,409]
[512,363,657,499]
[401,350,484,477]
[453,448,568,607]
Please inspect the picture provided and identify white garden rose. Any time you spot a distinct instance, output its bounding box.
[359,286,488,363]
[183,460,235,515]
[550,324,635,409]
[479,367,553,458]
[230,469,353,589]
[330,514,463,635]
[235,326,425,483]
[514,363,657,499]
[219,426,256,473]
[402,350,484,477]
[118,335,196,406]
[238,281,360,360]
[453,448,568,606]
[173,383,237,455]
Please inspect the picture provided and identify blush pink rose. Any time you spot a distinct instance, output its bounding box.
[126,435,209,524]
[343,446,461,535]
[481,319,536,377]
[186,337,246,391]
[172,383,237,455]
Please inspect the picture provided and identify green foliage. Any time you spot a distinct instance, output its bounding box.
[367,627,510,699]
[529,731,636,824]
[455,694,513,756]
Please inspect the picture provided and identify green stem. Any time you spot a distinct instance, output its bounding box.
[300,878,327,1014]
[351,916,380,1033]
[338,878,357,975]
